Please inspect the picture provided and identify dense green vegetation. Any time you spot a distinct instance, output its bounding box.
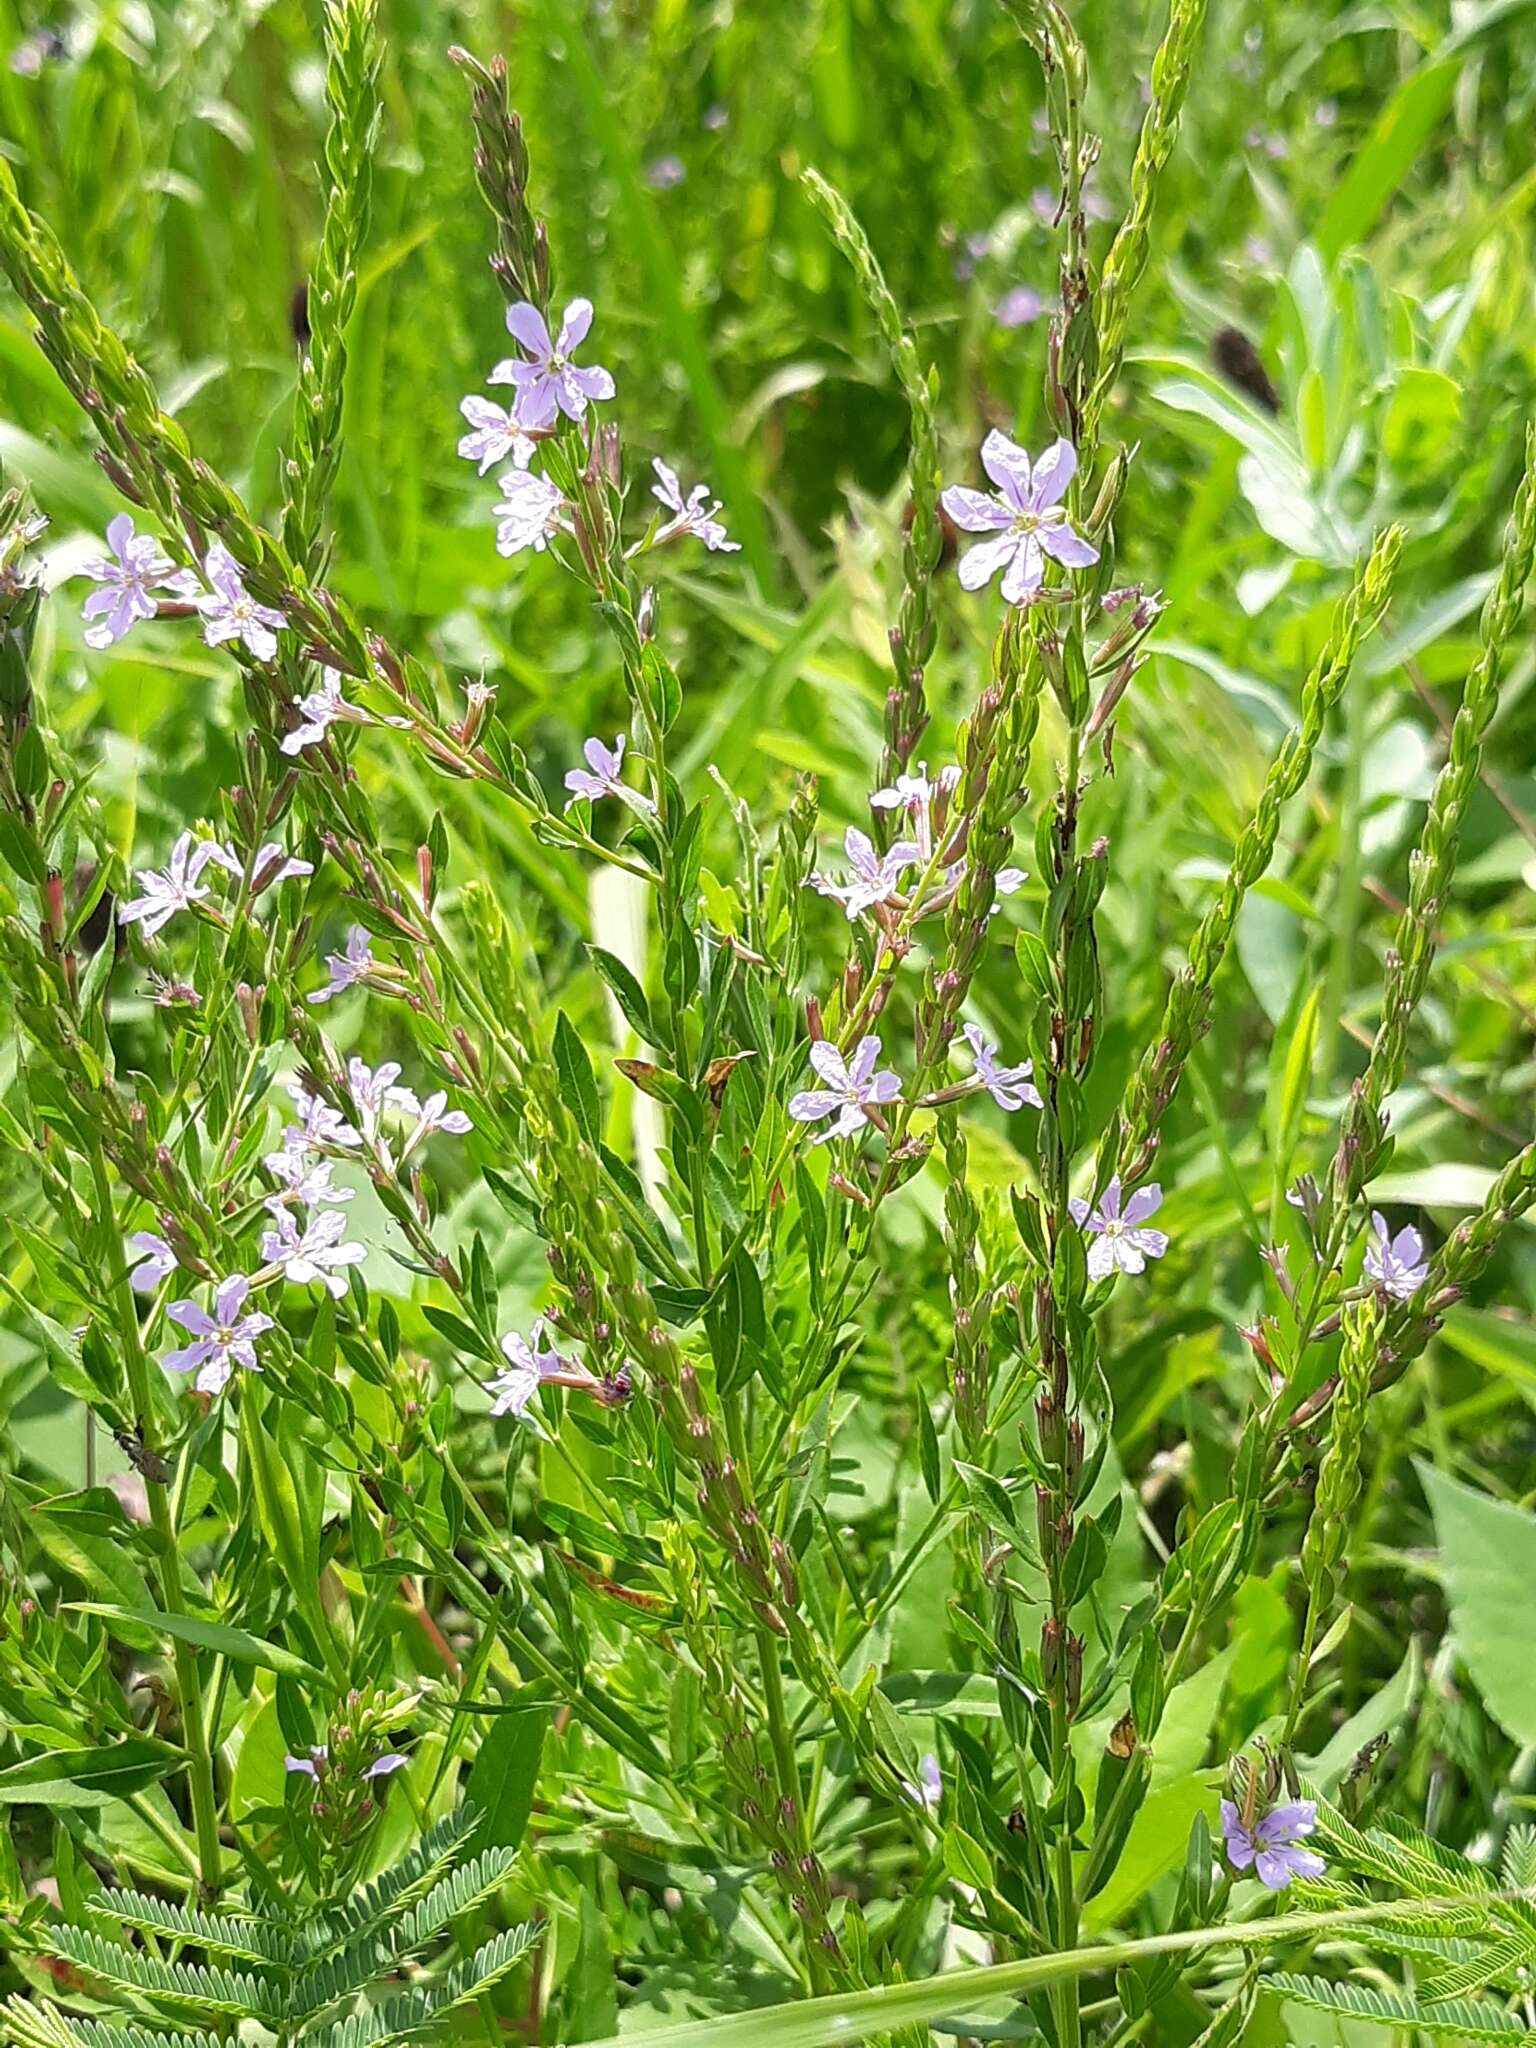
[1,3,1535,2045]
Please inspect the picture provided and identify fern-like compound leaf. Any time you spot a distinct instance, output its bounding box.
[1270,1973,1536,2043]
[48,1929,282,2024]
[87,1891,293,1966]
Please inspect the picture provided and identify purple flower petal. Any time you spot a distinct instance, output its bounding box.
[1028,437,1077,510]
[1038,522,1100,569]
[214,1274,251,1324]
[941,485,1013,534]
[958,532,1019,592]
[980,430,1034,509]
[167,1300,217,1338]
[586,734,623,779]
[558,298,594,351]
[789,1089,842,1123]
[505,301,553,357]
[1254,1845,1297,1889]
[1121,1184,1162,1228]
[163,1340,214,1375]
[848,1036,882,1089]
[999,534,1045,604]
[510,373,559,431]
[1257,1800,1317,1841]
[808,1040,851,1090]
[565,362,615,403]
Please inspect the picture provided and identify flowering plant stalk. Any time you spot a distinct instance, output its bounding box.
[1,5,1534,2047]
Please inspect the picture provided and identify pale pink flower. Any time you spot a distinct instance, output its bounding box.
[942,432,1099,604]
[489,298,616,429]
[260,1209,367,1298]
[458,395,535,475]
[1070,1177,1169,1280]
[788,1036,901,1143]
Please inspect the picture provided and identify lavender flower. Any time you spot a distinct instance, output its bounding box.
[399,1091,473,1161]
[1364,1212,1427,1301]
[902,1754,942,1810]
[652,459,740,552]
[118,833,225,936]
[285,1745,408,1783]
[492,468,568,557]
[148,974,199,1010]
[281,673,360,756]
[788,1036,901,1143]
[994,285,1045,329]
[962,1023,1041,1111]
[262,1142,355,1217]
[249,843,315,892]
[808,827,921,921]
[308,926,373,1005]
[941,432,1100,604]
[488,1322,570,1419]
[127,1231,176,1293]
[284,1076,361,1152]
[564,733,658,818]
[163,1275,273,1396]
[1286,1175,1322,1237]
[1220,1798,1325,1890]
[260,1209,367,1297]
[870,764,959,860]
[457,395,535,475]
[78,514,192,648]
[346,1057,417,1144]
[645,154,687,190]
[201,840,313,895]
[193,541,286,661]
[1069,1177,1169,1281]
[489,298,616,429]
[942,858,1027,914]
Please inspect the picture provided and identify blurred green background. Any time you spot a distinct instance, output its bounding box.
[2,0,1535,1596]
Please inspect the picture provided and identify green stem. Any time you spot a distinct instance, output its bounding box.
[89,1139,223,1896]
[1320,655,1367,1086]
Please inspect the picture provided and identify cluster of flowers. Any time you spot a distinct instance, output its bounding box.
[80,521,285,658]
[75,519,403,761]
[788,737,1172,1284]
[457,296,739,562]
[118,822,607,1424]
[120,832,312,937]
[284,1744,406,1785]
[808,761,1025,924]
[116,806,478,1395]
[1289,1178,1430,1303]
[126,1059,472,1398]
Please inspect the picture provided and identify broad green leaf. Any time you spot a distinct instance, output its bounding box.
[466,1709,545,1854]
[0,1738,176,1807]
[1418,1461,1536,1745]
[68,1603,325,1682]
